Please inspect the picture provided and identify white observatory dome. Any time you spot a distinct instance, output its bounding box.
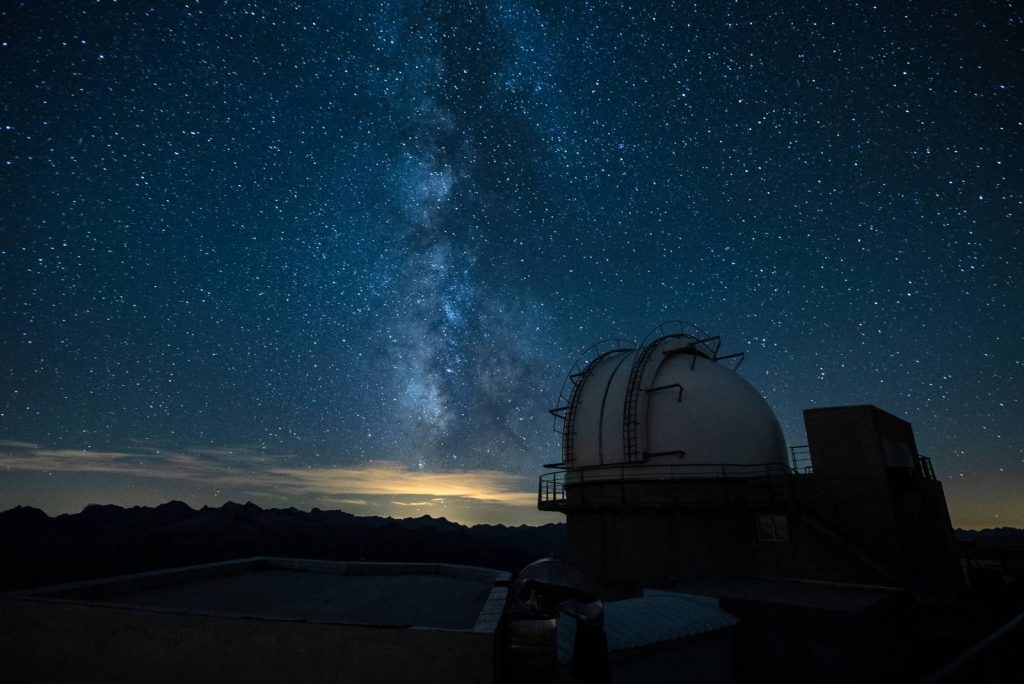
[555,324,787,475]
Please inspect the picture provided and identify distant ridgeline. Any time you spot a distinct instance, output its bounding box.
[955,527,1024,565]
[0,502,566,591]
[956,528,1024,541]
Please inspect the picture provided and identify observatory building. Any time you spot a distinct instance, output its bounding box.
[534,322,975,680]
[539,322,962,598]
[3,322,1005,683]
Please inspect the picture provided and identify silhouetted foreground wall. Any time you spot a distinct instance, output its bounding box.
[0,601,496,684]
[0,558,507,684]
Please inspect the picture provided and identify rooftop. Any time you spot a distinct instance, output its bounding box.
[12,557,510,631]
[673,577,901,614]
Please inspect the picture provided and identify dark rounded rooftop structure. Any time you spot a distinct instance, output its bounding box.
[551,321,787,477]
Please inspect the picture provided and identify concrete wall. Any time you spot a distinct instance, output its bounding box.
[563,477,895,595]
[888,478,963,591]
[0,559,508,684]
[0,598,496,684]
[568,506,758,594]
[805,405,963,592]
[558,405,962,596]
[804,406,906,572]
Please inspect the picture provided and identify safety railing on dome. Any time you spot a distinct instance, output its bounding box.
[549,339,635,468]
[623,321,756,464]
[622,337,661,464]
[622,321,714,463]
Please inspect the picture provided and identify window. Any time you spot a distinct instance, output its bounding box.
[883,438,914,469]
[757,513,790,542]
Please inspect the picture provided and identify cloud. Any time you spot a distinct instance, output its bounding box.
[0,443,538,510]
[0,446,266,488]
[268,461,536,507]
[333,498,372,507]
[0,440,39,449]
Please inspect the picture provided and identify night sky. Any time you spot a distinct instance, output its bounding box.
[1,1,1021,527]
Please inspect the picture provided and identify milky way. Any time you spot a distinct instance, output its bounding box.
[1,2,1021,526]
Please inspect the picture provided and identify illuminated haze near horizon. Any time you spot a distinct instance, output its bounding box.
[1,2,1021,527]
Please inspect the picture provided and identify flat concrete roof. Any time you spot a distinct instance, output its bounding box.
[98,569,492,628]
[673,578,901,613]
[13,558,510,631]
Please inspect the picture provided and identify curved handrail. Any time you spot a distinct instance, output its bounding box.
[560,349,624,466]
[638,320,711,350]
[622,322,721,462]
[549,338,635,432]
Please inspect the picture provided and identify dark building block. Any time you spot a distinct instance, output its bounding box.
[803,405,962,595]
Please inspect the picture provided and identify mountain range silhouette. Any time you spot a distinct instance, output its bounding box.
[0,501,566,591]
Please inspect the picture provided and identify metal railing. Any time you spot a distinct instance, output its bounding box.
[537,461,794,506]
[622,322,720,463]
[538,469,566,504]
[549,339,636,431]
[622,338,661,462]
[535,460,895,580]
[789,444,813,473]
[917,455,936,481]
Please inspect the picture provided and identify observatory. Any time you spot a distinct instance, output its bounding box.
[539,322,962,598]
[548,323,787,474]
[0,321,1015,683]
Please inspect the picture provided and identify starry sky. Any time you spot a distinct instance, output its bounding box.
[1,1,1021,527]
